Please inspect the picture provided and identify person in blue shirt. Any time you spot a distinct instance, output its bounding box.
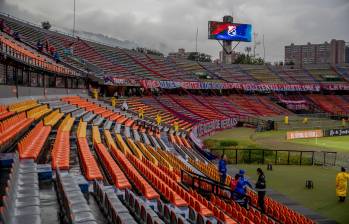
[53,51,60,62]
[233,169,253,209]
[234,169,253,197]
[218,154,227,184]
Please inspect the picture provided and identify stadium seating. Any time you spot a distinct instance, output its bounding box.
[123,188,165,224]
[247,190,314,224]
[43,109,63,126]
[77,137,103,181]
[0,105,15,120]
[76,120,103,181]
[17,121,51,160]
[0,32,80,76]
[93,182,138,224]
[108,142,160,200]
[240,64,285,83]
[56,171,97,223]
[51,115,73,170]
[0,154,41,224]
[0,112,33,150]
[8,99,38,113]
[94,142,131,189]
[308,94,349,115]
[27,104,52,120]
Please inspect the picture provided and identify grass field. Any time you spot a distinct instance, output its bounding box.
[293,136,349,152]
[207,128,349,223]
[230,164,349,224]
[205,128,349,152]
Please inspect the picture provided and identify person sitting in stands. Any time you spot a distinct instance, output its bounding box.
[233,171,252,209]
[230,174,239,198]
[49,46,56,55]
[44,39,50,52]
[13,31,21,41]
[234,170,253,199]
[37,40,44,52]
[53,51,60,62]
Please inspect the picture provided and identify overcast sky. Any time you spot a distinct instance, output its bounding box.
[1,0,348,62]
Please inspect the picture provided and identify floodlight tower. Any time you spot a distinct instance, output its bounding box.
[222,15,233,64]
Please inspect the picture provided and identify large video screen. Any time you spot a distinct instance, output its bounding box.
[208,21,252,42]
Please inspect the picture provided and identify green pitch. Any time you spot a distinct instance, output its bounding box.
[205,128,349,152]
[292,136,349,152]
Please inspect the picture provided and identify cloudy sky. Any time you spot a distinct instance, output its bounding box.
[1,0,348,62]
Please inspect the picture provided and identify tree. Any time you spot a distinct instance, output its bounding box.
[234,53,264,65]
[245,46,252,56]
[187,52,212,62]
[41,21,51,30]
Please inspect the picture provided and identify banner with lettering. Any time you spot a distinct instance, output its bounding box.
[105,76,349,92]
[324,128,349,137]
[189,118,238,149]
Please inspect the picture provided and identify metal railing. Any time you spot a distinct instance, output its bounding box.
[211,148,337,166]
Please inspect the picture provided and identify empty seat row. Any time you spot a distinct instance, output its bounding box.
[0,105,15,120]
[0,112,33,150]
[125,138,143,160]
[103,130,118,151]
[144,144,172,170]
[114,133,132,154]
[92,115,104,126]
[156,150,192,175]
[51,130,70,170]
[92,125,102,144]
[77,120,87,138]
[211,194,256,224]
[0,154,41,224]
[94,142,131,189]
[247,191,314,224]
[55,171,97,224]
[57,114,75,132]
[124,189,165,224]
[43,109,64,126]
[127,154,188,208]
[72,108,87,118]
[135,142,158,166]
[17,121,51,160]
[76,137,103,181]
[27,104,52,120]
[108,144,159,200]
[93,181,137,224]
[8,99,38,113]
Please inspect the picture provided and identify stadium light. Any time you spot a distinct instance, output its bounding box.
[73,0,76,37]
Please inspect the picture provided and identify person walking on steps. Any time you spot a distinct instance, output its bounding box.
[218,154,227,184]
[256,168,266,213]
[336,167,349,202]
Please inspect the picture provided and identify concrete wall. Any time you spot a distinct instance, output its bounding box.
[0,85,87,104]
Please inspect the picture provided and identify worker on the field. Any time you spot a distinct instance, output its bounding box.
[336,167,349,202]
[256,168,266,213]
